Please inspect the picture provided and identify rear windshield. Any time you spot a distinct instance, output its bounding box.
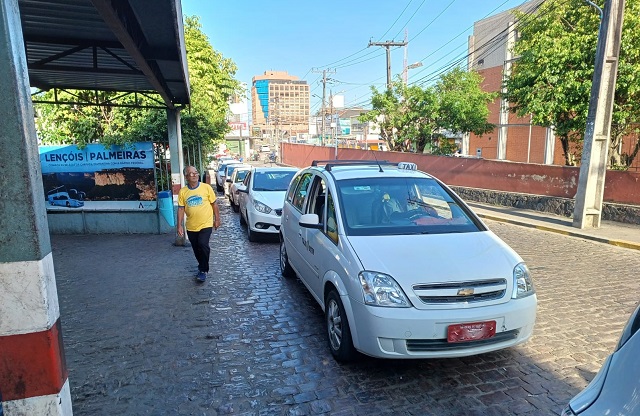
[336,177,483,236]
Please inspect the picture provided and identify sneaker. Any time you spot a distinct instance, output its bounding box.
[196,271,207,282]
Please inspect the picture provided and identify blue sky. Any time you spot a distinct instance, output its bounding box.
[181,0,527,113]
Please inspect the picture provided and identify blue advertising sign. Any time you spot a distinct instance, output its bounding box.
[39,143,157,211]
[339,119,351,135]
[40,142,154,173]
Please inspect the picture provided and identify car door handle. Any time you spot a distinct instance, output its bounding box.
[298,230,302,238]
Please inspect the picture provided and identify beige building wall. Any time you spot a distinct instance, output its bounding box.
[251,70,310,138]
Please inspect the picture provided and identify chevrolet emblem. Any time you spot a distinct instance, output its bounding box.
[457,288,474,296]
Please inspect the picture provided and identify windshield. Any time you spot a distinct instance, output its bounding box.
[252,171,296,191]
[336,177,483,236]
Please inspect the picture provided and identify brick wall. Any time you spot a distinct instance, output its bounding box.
[281,143,640,223]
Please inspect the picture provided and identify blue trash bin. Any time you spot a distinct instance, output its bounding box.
[158,190,175,227]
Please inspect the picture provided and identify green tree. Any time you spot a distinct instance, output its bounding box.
[360,69,495,154]
[435,68,495,152]
[504,0,640,167]
[34,15,241,158]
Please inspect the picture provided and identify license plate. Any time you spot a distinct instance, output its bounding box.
[447,321,496,343]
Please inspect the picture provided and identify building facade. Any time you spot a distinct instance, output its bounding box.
[466,0,562,164]
[224,82,251,158]
[251,71,310,142]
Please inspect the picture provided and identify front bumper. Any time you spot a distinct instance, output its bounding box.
[247,209,282,234]
[346,293,537,359]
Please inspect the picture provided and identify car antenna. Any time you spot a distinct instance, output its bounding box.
[370,149,384,172]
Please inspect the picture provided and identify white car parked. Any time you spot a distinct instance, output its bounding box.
[228,165,252,212]
[214,160,242,192]
[279,160,537,361]
[223,163,248,198]
[238,167,298,242]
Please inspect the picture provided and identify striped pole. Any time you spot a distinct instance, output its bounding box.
[0,0,72,414]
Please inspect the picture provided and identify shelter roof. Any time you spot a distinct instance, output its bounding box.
[19,0,190,108]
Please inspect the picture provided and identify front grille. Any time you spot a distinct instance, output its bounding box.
[275,209,282,216]
[413,279,507,304]
[406,329,519,352]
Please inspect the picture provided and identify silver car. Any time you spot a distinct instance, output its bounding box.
[562,302,640,415]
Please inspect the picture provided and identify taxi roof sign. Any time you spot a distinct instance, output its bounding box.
[398,162,417,171]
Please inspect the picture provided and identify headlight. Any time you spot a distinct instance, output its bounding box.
[359,271,411,307]
[512,262,535,299]
[253,199,272,214]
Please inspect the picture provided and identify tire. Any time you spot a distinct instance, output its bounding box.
[232,201,239,213]
[325,290,356,362]
[279,238,295,278]
[244,212,257,242]
[247,223,257,242]
[239,208,246,225]
[215,180,222,192]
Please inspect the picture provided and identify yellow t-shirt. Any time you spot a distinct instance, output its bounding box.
[178,182,217,232]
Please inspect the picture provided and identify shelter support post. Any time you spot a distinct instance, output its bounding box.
[168,108,186,246]
[0,1,72,414]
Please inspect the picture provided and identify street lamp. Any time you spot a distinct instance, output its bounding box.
[403,61,423,85]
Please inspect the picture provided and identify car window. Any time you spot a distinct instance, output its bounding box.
[243,171,252,187]
[291,172,313,212]
[252,171,296,191]
[286,173,303,204]
[326,190,338,245]
[337,177,481,236]
[235,170,249,183]
[306,176,326,216]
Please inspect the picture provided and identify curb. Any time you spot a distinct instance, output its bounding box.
[477,213,640,252]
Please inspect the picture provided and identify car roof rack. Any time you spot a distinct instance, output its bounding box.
[311,159,392,171]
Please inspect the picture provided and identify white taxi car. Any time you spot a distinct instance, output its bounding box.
[279,160,537,361]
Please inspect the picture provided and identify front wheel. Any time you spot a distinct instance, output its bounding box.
[279,238,295,278]
[246,214,257,242]
[326,290,356,362]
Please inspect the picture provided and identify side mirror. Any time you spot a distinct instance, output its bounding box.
[299,213,322,230]
[226,178,232,183]
[238,188,249,194]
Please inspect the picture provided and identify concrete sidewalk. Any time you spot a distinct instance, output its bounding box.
[467,201,640,251]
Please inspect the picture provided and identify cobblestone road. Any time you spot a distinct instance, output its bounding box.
[52,195,640,416]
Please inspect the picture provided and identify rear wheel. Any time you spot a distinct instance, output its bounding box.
[232,201,239,213]
[239,208,246,225]
[279,238,295,278]
[326,290,356,362]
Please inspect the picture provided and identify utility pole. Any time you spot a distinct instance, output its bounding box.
[368,39,407,90]
[573,0,625,229]
[312,68,335,146]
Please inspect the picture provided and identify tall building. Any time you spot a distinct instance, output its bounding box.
[251,71,310,140]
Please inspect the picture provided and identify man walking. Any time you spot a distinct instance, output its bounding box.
[177,165,221,282]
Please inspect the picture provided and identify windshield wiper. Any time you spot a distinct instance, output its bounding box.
[407,198,434,209]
